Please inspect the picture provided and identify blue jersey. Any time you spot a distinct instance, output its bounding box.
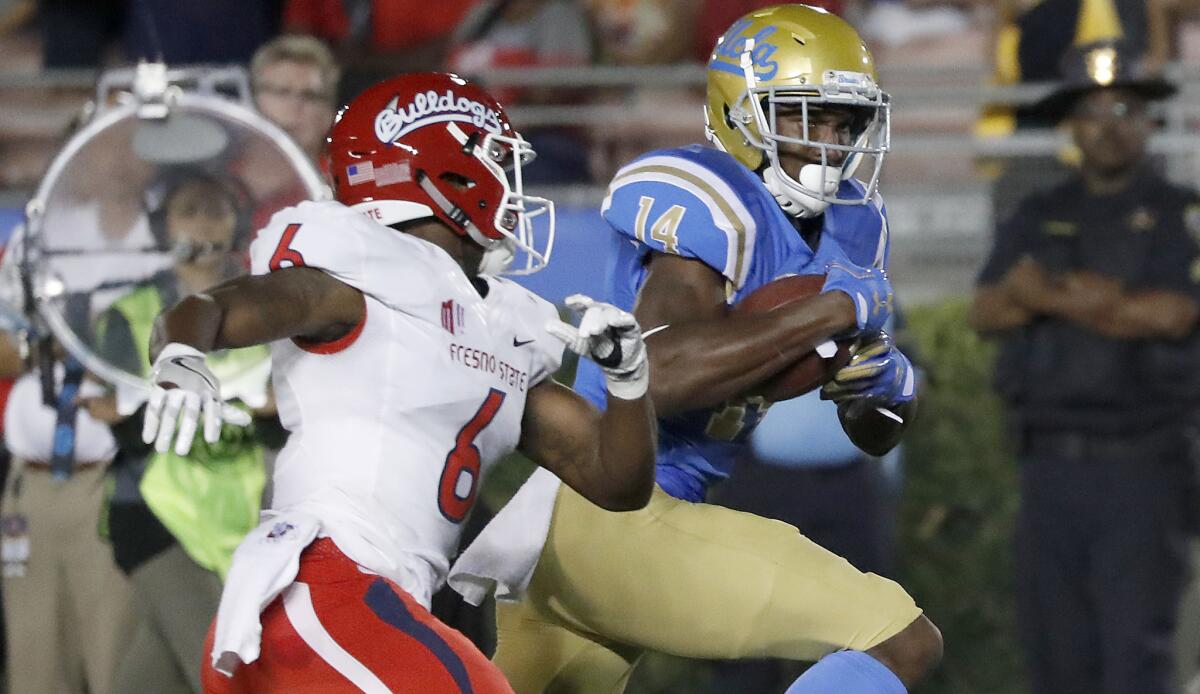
[574,145,891,502]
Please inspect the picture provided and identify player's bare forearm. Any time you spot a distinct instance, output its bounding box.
[149,293,225,360]
[838,397,916,457]
[634,253,855,416]
[520,380,656,511]
[596,393,657,508]
[150,268,365,362]
[645,295,854,415]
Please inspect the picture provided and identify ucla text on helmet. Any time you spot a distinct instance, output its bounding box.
[710,18,781,81]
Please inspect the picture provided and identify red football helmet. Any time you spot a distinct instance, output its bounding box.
[329,72,553,274]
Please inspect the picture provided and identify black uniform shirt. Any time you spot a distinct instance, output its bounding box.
[978,169,1200,432]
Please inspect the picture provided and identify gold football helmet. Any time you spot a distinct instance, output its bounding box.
[705,5,889,217]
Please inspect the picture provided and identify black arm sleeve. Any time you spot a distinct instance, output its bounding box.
[978,203,1036,286]
[1143,196,1200,299]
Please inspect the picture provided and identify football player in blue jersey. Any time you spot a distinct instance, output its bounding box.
[451,6,941,693]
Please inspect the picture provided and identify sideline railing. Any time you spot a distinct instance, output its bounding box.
[4,62,1200,301]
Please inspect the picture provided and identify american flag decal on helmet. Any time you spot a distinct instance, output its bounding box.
[347,162,375,185]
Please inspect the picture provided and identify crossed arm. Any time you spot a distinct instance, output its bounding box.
[971,255,1199,339]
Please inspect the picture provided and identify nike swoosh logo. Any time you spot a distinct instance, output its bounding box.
[173,359,217,390]
[513,337,535,347]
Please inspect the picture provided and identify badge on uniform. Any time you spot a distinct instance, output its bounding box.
[1184,204,1200,246]
[1042,220,1077,237]
[1128,207,1156,234]
[1,513,30,578]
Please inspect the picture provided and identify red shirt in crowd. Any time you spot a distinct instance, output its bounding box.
[284,0,477,49]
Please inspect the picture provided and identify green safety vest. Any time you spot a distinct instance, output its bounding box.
[95,284,269,579]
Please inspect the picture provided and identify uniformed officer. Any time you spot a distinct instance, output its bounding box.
[972,40,1200,694]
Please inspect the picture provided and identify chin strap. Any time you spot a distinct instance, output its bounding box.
[762,165,837,219]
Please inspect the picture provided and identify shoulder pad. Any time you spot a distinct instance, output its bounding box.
[602,149,762,287]
[830,181,897,270]
[249,200,470,313]
[483,277,564,386]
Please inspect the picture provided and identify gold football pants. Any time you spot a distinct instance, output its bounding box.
[493,483,922,694]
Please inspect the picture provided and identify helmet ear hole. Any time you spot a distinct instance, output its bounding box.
[439,172,476,190]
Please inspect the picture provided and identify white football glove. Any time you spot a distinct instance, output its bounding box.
[546,294,649,400]
[142,343,253,456]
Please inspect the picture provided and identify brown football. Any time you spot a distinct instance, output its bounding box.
[732,274,854,401]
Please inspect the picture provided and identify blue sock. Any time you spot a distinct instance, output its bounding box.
[785,650,907,694]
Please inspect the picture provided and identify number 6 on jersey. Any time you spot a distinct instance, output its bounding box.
[439,388,507,523]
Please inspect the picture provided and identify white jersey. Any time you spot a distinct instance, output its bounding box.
[249,200,562,606]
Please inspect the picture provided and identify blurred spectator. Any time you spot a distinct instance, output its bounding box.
[983,0,1171,132]
[250,34,340,168]
[971,42,1199,694]
[449,0,591,95]
[40,0,125,67]
[43,0,284,67]
[1181,549,1200,693]
[586,0,703,181]
[694,0,843,62]
[2,355,134,694]
[88,171,275,694]
[855,0,977,49]
[287,0,473,50]
[286,0,478,93]
[370,0,477,54]
[0,325,23,471]
[38,119,172,313]
[245,34,339,231]
[124,0,281,64]
[981,0,1174,233]
[281,0,353,45]
[448,0,593,183]
[588,0,698,65]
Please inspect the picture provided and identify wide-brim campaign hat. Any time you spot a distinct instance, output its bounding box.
[1036,40,1177,124]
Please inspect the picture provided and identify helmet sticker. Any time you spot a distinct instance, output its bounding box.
[374,90,503,145]
[824,70,877,93]
[374,161,412,186]
[346,162,375,185]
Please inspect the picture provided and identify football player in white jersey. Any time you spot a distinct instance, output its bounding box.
[141,72,658,694]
